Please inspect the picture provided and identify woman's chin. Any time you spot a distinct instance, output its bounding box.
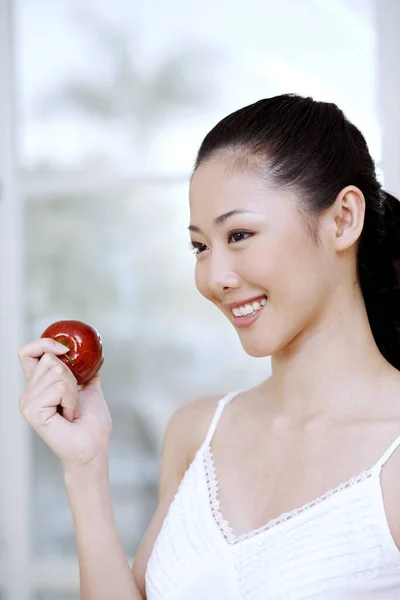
[237,334,276,358]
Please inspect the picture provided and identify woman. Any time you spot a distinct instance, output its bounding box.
[18,94,400,599]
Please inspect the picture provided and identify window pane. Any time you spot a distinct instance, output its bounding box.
[16,0,380,176]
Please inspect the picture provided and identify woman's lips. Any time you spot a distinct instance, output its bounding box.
[228,296,267,329]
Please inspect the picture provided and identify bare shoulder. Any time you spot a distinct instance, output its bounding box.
[131,393,224,596]
[157,392,225,495]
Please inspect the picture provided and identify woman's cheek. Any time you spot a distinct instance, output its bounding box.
[240,247,273,283]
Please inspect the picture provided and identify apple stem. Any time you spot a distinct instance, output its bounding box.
[64,353,74,366]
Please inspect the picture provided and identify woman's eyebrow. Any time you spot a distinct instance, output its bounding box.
[188,209,255,233]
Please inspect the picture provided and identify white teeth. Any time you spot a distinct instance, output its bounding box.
[244,304,253,314]
[231,297,267,317]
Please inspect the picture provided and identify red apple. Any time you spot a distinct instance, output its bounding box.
[41,320,104,385]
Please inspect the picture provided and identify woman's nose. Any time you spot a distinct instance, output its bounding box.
[206,255,241,295]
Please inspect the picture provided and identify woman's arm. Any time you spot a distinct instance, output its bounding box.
[64,452,144,600]
[17,339,139,599]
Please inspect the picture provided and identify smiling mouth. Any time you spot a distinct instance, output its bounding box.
[230,296,267,317]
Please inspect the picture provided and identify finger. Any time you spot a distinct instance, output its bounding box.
[28,352,59,389]
[27,362,79,419]
[82,370,102,392]
[35,378,77,423]
[18,338,69,380]
[60,399,76,423]
[21,380,77,429]
[28,352,77,390]
[78,372,104,420]
[21,376,77,424]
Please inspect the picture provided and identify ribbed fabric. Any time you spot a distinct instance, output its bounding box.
[145,392,400,599]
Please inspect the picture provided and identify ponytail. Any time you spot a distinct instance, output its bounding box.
[358,191,400,369]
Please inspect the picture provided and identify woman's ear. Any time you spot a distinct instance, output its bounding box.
[331,186,365,251]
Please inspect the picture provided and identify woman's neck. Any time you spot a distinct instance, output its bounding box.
[268,291,391,421]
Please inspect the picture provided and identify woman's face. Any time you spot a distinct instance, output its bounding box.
[189,156,337,358]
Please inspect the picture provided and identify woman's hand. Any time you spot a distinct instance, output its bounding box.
[18,338,112,471]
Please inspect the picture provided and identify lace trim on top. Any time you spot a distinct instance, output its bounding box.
[203,444,373,546]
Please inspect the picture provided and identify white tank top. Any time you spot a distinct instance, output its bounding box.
[145,391,400,599]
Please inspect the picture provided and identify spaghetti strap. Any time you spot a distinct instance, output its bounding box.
[203,391,241,448]
[371,434,400,475]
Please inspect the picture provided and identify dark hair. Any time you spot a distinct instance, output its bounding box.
[194,94,400,370]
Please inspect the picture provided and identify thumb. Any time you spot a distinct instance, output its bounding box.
[78,371,111,426]
[82,371,102,392]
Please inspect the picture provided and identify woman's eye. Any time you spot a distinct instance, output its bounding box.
[189,241,208,255]
[189,232,252,255]
[228,231,253,243]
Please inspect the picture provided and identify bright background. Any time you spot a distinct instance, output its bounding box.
[0,0,399,598]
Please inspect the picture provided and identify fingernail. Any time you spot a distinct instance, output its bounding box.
[55,342,69,352]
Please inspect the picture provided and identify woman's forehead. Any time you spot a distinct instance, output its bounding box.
[189,160,296,220]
